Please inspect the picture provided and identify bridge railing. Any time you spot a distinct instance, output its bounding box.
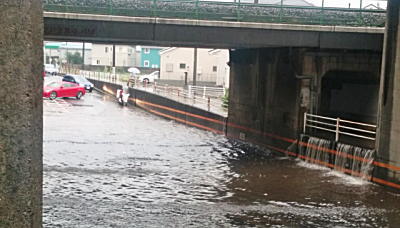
[188,85,225,98]
[43,0,386,27]
[303,113,377,142]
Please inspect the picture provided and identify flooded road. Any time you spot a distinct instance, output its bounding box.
[43,92,400,227]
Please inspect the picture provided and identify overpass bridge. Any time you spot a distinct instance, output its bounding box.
[43,0,386,50]
[42,1,397,193]
[43,0,386,27]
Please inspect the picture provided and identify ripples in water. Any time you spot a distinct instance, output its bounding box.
[43,92,400,227]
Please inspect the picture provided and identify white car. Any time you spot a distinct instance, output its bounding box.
[138,71,159,83]
[44,64,59,75]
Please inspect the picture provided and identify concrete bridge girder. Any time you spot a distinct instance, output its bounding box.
[44,13,384,51]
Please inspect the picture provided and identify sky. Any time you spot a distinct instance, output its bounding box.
[306,0,386,8]
[216,0,387,9]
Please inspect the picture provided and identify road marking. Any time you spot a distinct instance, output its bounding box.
[43,99,71,113]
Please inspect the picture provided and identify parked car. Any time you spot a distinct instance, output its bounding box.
[43,81,86,100]
[62,74,94,92]
[138,71,159,83]
[44,64,59,75]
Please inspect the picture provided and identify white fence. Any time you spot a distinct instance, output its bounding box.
[79,70,120,83]
[303,113,377,142]
[153,84,224,112]
[188,85,225,98]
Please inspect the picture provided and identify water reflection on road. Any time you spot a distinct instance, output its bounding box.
[43,92,400,227]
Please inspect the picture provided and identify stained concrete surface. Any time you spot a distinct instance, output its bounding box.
[0,1,43,227]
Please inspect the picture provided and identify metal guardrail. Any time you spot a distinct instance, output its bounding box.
[153,84,224,112]
[303,113,377,142]
[43,0,387,27]
[188,85,225,98]
[77,69,227,115]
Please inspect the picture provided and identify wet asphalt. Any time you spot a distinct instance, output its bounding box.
[43,91,400,227]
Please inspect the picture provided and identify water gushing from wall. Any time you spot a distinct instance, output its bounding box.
[300,136,375,181]
[335,143,352,173]
[301,136,331,165]
[336,143,375,180]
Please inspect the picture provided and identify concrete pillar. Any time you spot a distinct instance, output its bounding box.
[0,1,43,227]
[227,48,300,152]
[376,2,400,184]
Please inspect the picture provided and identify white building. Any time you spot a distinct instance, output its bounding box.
[44,42,92,65]
[91,44,139,67]
[159,48,230,87]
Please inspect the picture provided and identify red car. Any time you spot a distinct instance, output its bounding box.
[43,81,86,100]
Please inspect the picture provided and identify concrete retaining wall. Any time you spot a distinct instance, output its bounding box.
[90,79,226,134]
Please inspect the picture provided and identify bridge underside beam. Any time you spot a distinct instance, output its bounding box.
[0,1,43,227]
[44,15,383,51]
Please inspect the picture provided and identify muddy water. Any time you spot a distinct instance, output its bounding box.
[43,92,400,227]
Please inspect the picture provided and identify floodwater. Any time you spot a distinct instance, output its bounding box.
[43,92,400,227]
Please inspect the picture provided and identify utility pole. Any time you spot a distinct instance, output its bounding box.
[112,44,116,75]
[82,42,85,70]
[66,42,69,65]
[193,48,197,86]
[49,48,52,65]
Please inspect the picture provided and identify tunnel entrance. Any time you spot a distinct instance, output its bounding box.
[319,70,379,124]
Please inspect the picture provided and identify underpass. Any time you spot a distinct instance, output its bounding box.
[3,1,400,226]
[43,92,400,227]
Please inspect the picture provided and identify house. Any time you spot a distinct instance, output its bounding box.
[44,42,92,65]
[363,3,385,10]
[140,46,162,68]
[91,44,139,67]
[159,48,229,87]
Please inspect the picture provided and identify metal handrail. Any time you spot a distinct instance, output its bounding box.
[188,85,225,98]
[339,119,377,128]
[339,131,376,141]
[305,113,337,121]
[303,112,377,142]
[43,0,387,27]
[339,125,376,135]
[153,84,223,111]
[307,125,337,134]
[306,119,337,128]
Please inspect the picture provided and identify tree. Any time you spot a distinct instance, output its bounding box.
[66,52,83,64]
